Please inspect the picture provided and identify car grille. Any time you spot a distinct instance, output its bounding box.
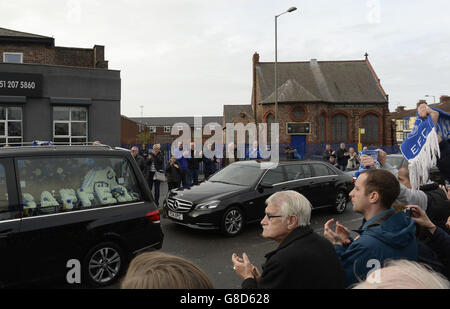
[167,197,193,213]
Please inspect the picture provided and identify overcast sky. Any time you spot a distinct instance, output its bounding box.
[1,0,449,117]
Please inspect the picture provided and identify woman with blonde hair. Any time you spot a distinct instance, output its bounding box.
[121,252,214,289]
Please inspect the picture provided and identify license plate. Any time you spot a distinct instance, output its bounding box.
[168,211,183,221]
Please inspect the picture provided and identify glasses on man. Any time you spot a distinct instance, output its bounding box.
[265,214,283,220]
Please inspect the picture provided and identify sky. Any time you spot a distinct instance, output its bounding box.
[1,0,450,118]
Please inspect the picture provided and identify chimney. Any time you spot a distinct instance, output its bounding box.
[395,106,405,112]
[252,52,260,64]
[439,95,450,104]
[94,45,108,68]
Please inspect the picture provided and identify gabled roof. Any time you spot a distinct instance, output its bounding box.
[223,104,253,124]
[0,27,54,45]
[256,59,387,104]
[129,116,223,127]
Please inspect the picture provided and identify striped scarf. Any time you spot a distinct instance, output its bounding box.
[401,107,449,189]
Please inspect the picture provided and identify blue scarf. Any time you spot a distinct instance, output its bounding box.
[354,150,380,179]
[401,107,450,189]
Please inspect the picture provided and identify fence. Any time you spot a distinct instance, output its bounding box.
[121,142,401,172]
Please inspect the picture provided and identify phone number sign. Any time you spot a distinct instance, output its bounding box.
[0,72,43,97]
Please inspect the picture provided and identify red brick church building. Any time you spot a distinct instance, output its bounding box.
[224,52,394,157]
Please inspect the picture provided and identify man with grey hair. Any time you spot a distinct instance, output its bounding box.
[231,190,345,289]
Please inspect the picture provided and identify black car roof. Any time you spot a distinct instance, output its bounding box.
[0,145,129,158]
[233,159,329,166]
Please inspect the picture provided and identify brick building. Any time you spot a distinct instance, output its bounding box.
[391,96,450,144]
[0,28,120,146]
[231,52,393,157]
[124,116,223,148]
[0,27,108,68]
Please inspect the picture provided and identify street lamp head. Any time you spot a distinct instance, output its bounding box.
[287,7,297,13]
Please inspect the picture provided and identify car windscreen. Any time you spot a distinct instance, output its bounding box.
[209,164,265,186]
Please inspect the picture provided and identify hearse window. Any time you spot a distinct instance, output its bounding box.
[261,166,286,185]
[310,163,332,177]
[286,164,311,181]
[17,157,142,217]
[0,164,10,220]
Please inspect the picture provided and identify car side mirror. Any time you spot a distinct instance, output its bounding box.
[258,182,273,193]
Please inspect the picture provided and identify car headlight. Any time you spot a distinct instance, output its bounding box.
[195,200,221,210]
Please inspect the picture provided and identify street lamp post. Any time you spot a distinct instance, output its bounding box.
[425,95,436,104]
[275,7,297,125]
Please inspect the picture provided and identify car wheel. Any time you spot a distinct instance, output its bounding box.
[83,241,125,287]
[334,191,348,214]
[221,207,245,237]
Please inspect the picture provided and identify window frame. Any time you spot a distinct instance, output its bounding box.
[361,113,380,144]
[0,106,23,146]
[331,113,348,143]
[53,106,88,145]
[3,52,23,64]
[15,155,143,217]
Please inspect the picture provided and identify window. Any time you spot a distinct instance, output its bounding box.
[164,126,171,133]
[0,106,23,146]
[53,106,88,145]
[318,113,325,142]
[331,114,348,143]
[310,163,334,177]
[261,166,286,185]
[149,126,156,133]
[17,156,142,217]
[361,114,379,144]
[3,52,23,63]
[286,164,311,181]
[292,106,306,121]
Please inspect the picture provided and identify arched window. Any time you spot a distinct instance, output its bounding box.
[361,114,379,144]
[331,114,348,143]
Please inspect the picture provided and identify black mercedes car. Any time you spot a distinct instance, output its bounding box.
[163,160,354,236]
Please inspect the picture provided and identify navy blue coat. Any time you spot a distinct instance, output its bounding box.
[334,209,418,287]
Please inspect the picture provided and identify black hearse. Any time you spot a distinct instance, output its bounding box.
[0,145,163,287]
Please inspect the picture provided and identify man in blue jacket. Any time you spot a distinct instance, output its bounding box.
[172,142,189,189]
[324,169,418,287]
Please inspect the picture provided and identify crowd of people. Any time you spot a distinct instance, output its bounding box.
[323,142,361,171]
[121,101,449,290]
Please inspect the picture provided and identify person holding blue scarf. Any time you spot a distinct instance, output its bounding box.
[401,102,450,188]
[416,103,450,182]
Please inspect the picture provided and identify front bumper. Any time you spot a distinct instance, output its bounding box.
[162,205,222,230]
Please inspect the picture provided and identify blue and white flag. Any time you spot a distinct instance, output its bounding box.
[401,107,450,189]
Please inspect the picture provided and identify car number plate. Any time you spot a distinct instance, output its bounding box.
[168,211,183,220]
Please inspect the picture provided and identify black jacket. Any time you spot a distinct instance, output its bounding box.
[242,226,345,289]
[133,154,146,175]
[336,148,349,167]
[147,152,164,172]
[166,162,182,183]
[188,150,202,170]
[322,149,333,162]
[420,183,450,232]
[437,139,450,182]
